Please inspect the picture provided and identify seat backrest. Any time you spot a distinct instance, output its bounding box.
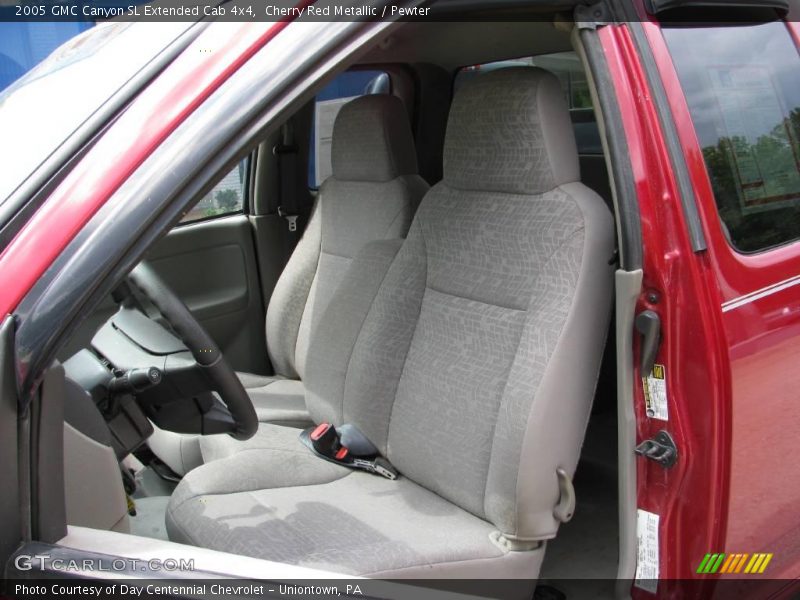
[265,95,428,380]
[306,68,615,542]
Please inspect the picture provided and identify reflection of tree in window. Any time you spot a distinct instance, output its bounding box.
[702,108,800,251]
[662,21,800,253]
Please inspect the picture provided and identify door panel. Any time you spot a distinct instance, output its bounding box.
[150,243,249,321]
[58,214,268,375]
[146,214,268,375]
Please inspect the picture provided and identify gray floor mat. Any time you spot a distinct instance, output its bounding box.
[132,466,178,499]
[539,412,618,598]
[129,496,171,541]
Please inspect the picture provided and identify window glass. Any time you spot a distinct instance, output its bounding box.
[180,160,247,223]
[456,52,601,155]
[663,21,800,253]
[0,22,191,205]
[308,69,389,187]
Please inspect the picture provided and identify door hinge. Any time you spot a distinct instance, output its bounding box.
[635,430,678,468]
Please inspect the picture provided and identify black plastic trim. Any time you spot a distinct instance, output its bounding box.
[645,0,789,15]
[0,316,22,568]
[243,151,255,215]
[29,364,67,544]
[579,24,644,271]
[625,19,708,253]
[174,208,246,228]
[12,15,416,409]
[428,0,581,16]
[0,22,210,253]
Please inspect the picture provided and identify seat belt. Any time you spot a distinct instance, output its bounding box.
[273,121,300,237]
[299,423,398,480]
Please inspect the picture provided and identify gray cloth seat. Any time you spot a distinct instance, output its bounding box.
[232,374,309,427]
[170,424,518,578]
[235,94,427,426]
[168,68,615,583]
[148,95,426,476]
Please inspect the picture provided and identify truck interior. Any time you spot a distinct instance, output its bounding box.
[35,10,634,599]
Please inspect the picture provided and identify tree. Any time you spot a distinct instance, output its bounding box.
[215,189,240,212]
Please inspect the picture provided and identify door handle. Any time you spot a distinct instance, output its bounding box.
[635,310,661,377]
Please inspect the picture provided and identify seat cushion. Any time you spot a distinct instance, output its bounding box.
[236,372,279,388]
[199,419,311,464]
[235,372,312,427]
[168,428,542,579]
[196,376,311,466]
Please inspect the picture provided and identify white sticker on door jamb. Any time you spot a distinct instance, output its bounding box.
[635,509,660,594]
[643,363,668,421]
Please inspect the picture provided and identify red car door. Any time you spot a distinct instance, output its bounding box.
[603,3,800,594]
[651,15,800,581]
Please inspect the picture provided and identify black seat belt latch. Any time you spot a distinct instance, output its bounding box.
[309,422,340,456]
[274,120,300,234]
[300,423,399,480]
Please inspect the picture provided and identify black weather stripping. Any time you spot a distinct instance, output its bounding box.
[646,0,789,18]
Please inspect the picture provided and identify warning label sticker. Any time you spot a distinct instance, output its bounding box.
[635,509,660,593]
[643,364,668,421]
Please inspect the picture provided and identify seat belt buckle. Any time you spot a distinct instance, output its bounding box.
[309,422,339,456]
[299,423,399,480]
[277,206,298,232]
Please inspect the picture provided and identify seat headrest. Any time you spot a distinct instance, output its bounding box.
[331,94,418,183]
[443,67,580,195]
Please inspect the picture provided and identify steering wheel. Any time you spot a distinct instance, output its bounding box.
[126,262,258,440]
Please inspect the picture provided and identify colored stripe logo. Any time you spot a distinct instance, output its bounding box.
[696,553,773,574]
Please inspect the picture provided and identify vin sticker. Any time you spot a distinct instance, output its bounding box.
[643,364,668,421]
[635,509,660,593]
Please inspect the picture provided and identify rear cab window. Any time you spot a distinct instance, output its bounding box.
[662,20,800,253]
[182,69,390,223]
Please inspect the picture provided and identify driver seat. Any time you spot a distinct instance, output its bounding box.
[166,68,614,585]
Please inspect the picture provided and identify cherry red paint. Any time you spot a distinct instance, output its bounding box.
[0,21,291,317]
[601,22,730,592]
[0,3,798,592]
[643,17,800,582]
